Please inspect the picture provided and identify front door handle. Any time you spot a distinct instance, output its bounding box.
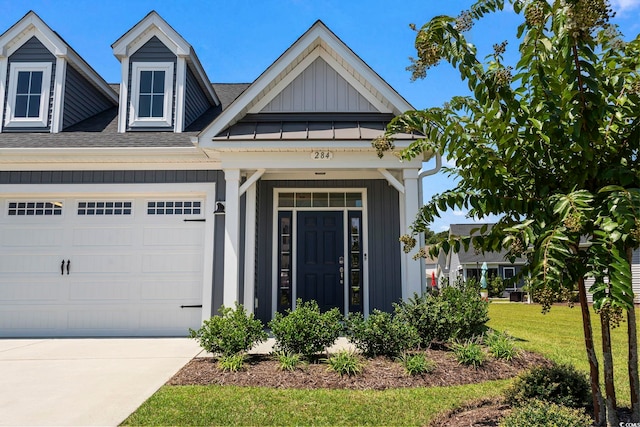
[66,260,70,275]
[61,260,65,275]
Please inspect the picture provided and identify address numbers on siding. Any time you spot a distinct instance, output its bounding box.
[311,151,333,160]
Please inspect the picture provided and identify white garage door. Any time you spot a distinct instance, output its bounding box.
[0,193,208,337]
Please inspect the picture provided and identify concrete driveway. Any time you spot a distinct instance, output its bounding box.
[0,338,201,426]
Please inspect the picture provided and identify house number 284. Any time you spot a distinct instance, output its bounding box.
[312,151,333,160]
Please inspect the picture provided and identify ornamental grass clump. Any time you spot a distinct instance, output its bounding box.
[218,354,246,372]
[275,351,305,372]
[484,330,520,361]
[397,352,436,376]
[451,339,485,369]
[325,350,363,377]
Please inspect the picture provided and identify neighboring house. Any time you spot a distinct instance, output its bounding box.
[0,11,428,337]
[438,224,640,302]
[439,224,527,294]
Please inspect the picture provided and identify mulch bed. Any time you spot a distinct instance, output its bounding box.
[167,349,549,390]
[167,350,638,425]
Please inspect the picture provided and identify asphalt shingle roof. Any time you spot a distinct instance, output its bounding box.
[0,83,248,148]
[449,223,526,264]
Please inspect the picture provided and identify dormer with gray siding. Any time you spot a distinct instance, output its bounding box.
[0,11,118,134]
[112,11,219,133]
[63,61,115,129]
[3,36,55,131]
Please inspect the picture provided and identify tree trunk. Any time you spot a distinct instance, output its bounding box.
[600,312,619,426]
[578,276,606,426]
[628,248,640,422]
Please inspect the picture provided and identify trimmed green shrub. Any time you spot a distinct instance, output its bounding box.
[275,351,304,372]
[189,303,267,356]
[394,278,489,347]
[500,400,592,427]
[268,299,343,358]
[345,310,420,358]
[218,354,246,372]
[489,275,507,297]
[325,350,363,376]
[451,339,485,369]
[397,352,436,376]
[504,363,592,409]
[484,330,519,361]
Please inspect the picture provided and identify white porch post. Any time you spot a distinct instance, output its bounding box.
[402,169,422,299]
[242,183,257,314]
[223,169,241,307]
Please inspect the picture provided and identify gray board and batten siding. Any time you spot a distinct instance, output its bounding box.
[254,179,402,324]
[184,65,212,128]
[260,57,378,113]
[62,65,115,130]
[3,36,55,131]
[127,36,177,130]
[0,169,227,318]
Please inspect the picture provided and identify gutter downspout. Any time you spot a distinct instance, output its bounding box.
[418,152,442,294]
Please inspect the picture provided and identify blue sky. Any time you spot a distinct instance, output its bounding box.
[2,0,639,231]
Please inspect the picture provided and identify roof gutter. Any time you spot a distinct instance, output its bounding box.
[418,151,442,293]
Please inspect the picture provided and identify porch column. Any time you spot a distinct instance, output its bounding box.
[401,169,422,299]
[223,169,241,307]
[242,183,257,314]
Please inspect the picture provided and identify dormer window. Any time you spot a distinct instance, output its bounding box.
[129,62,174,128]
[4,63,52,128]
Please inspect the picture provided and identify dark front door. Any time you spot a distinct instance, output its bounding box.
[296,211,344,312]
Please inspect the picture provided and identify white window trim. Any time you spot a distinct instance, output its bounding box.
[503,266,517,290]
[129,62,174,128]
[4,62,52,128]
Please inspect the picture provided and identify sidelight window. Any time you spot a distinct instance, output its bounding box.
[277,212,293,312]
[348,212,363,313]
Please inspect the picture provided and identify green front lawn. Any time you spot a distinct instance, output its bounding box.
[123,381,508,426]
[487,302,639,407]
[122,303,639,426]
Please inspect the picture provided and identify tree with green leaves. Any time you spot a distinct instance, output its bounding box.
[375,1,640,424]
[424,227,449,245]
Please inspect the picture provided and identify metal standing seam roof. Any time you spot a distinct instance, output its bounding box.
[213,113,417,141]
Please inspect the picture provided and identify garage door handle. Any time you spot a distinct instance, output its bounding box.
[66,260,71,275]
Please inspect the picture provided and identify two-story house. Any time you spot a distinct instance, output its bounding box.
[0,11,429,337]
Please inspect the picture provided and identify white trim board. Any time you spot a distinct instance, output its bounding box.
[198,20,413,144]
[270,187,369,319]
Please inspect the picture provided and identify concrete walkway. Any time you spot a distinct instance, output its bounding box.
[0,338,201,426]
[244,336,355,356]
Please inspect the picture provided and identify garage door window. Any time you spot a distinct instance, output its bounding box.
[7,201,63,216]
[147,201,202,215]
[77,201,132,216]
